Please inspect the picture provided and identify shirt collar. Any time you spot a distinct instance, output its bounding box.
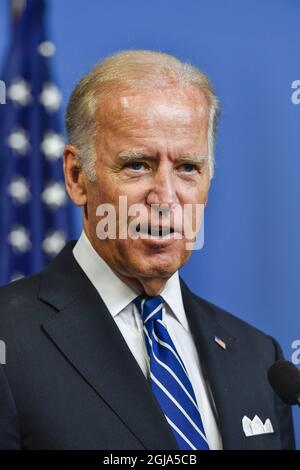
[73,231,188,330]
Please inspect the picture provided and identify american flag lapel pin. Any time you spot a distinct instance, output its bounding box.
[214,336,226,350]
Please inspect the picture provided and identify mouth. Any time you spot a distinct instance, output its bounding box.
[136,224,176,238]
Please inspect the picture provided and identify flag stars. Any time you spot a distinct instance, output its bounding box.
[39,82,62,112]
[42,182,67,209]
[8,226,31,253]
[42,231,66,256]
[7,177,31,204]
[38,41,56,57]
[7,128,30,155]
[8,78,32,106]
[40,131,64,160]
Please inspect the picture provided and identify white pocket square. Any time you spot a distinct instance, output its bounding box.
[242,415,274,437]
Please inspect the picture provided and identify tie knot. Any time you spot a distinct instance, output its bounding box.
[133,295,164,324]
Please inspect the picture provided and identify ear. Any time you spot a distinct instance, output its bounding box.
[63,144,87,206]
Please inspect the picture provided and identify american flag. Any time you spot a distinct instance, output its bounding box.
[0,0,73,285]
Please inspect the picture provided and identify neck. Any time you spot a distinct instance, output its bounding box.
[112,271,168,296]
[83,225,169,297]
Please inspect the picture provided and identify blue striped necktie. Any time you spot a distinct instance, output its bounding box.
[133,295,209,450]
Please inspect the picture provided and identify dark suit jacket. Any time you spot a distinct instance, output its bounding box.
[0,241,295,450]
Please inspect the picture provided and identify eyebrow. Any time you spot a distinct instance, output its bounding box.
[116,150,208,165]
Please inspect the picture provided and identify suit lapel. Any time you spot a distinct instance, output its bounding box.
[39,242,178,450]
[180,278,245,449]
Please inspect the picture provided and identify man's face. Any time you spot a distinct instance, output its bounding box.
[83,84,211,291]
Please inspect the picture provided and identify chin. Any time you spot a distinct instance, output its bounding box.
[131,252,182,278]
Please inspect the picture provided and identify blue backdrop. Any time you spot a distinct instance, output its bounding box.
[1,0,299,447]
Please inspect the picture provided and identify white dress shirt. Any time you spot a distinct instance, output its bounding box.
[73,231,222,450]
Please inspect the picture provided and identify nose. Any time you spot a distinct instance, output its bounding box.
[145,165,179,209]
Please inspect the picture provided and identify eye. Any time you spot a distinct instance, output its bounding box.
[126,161,147,171]
[178,163,198,173]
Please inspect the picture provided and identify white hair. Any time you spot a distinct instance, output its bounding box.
[65,50,219,180]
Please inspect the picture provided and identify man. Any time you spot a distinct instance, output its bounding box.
[0,50,295,450]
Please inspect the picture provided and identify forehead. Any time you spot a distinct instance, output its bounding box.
[96,85,209,133]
